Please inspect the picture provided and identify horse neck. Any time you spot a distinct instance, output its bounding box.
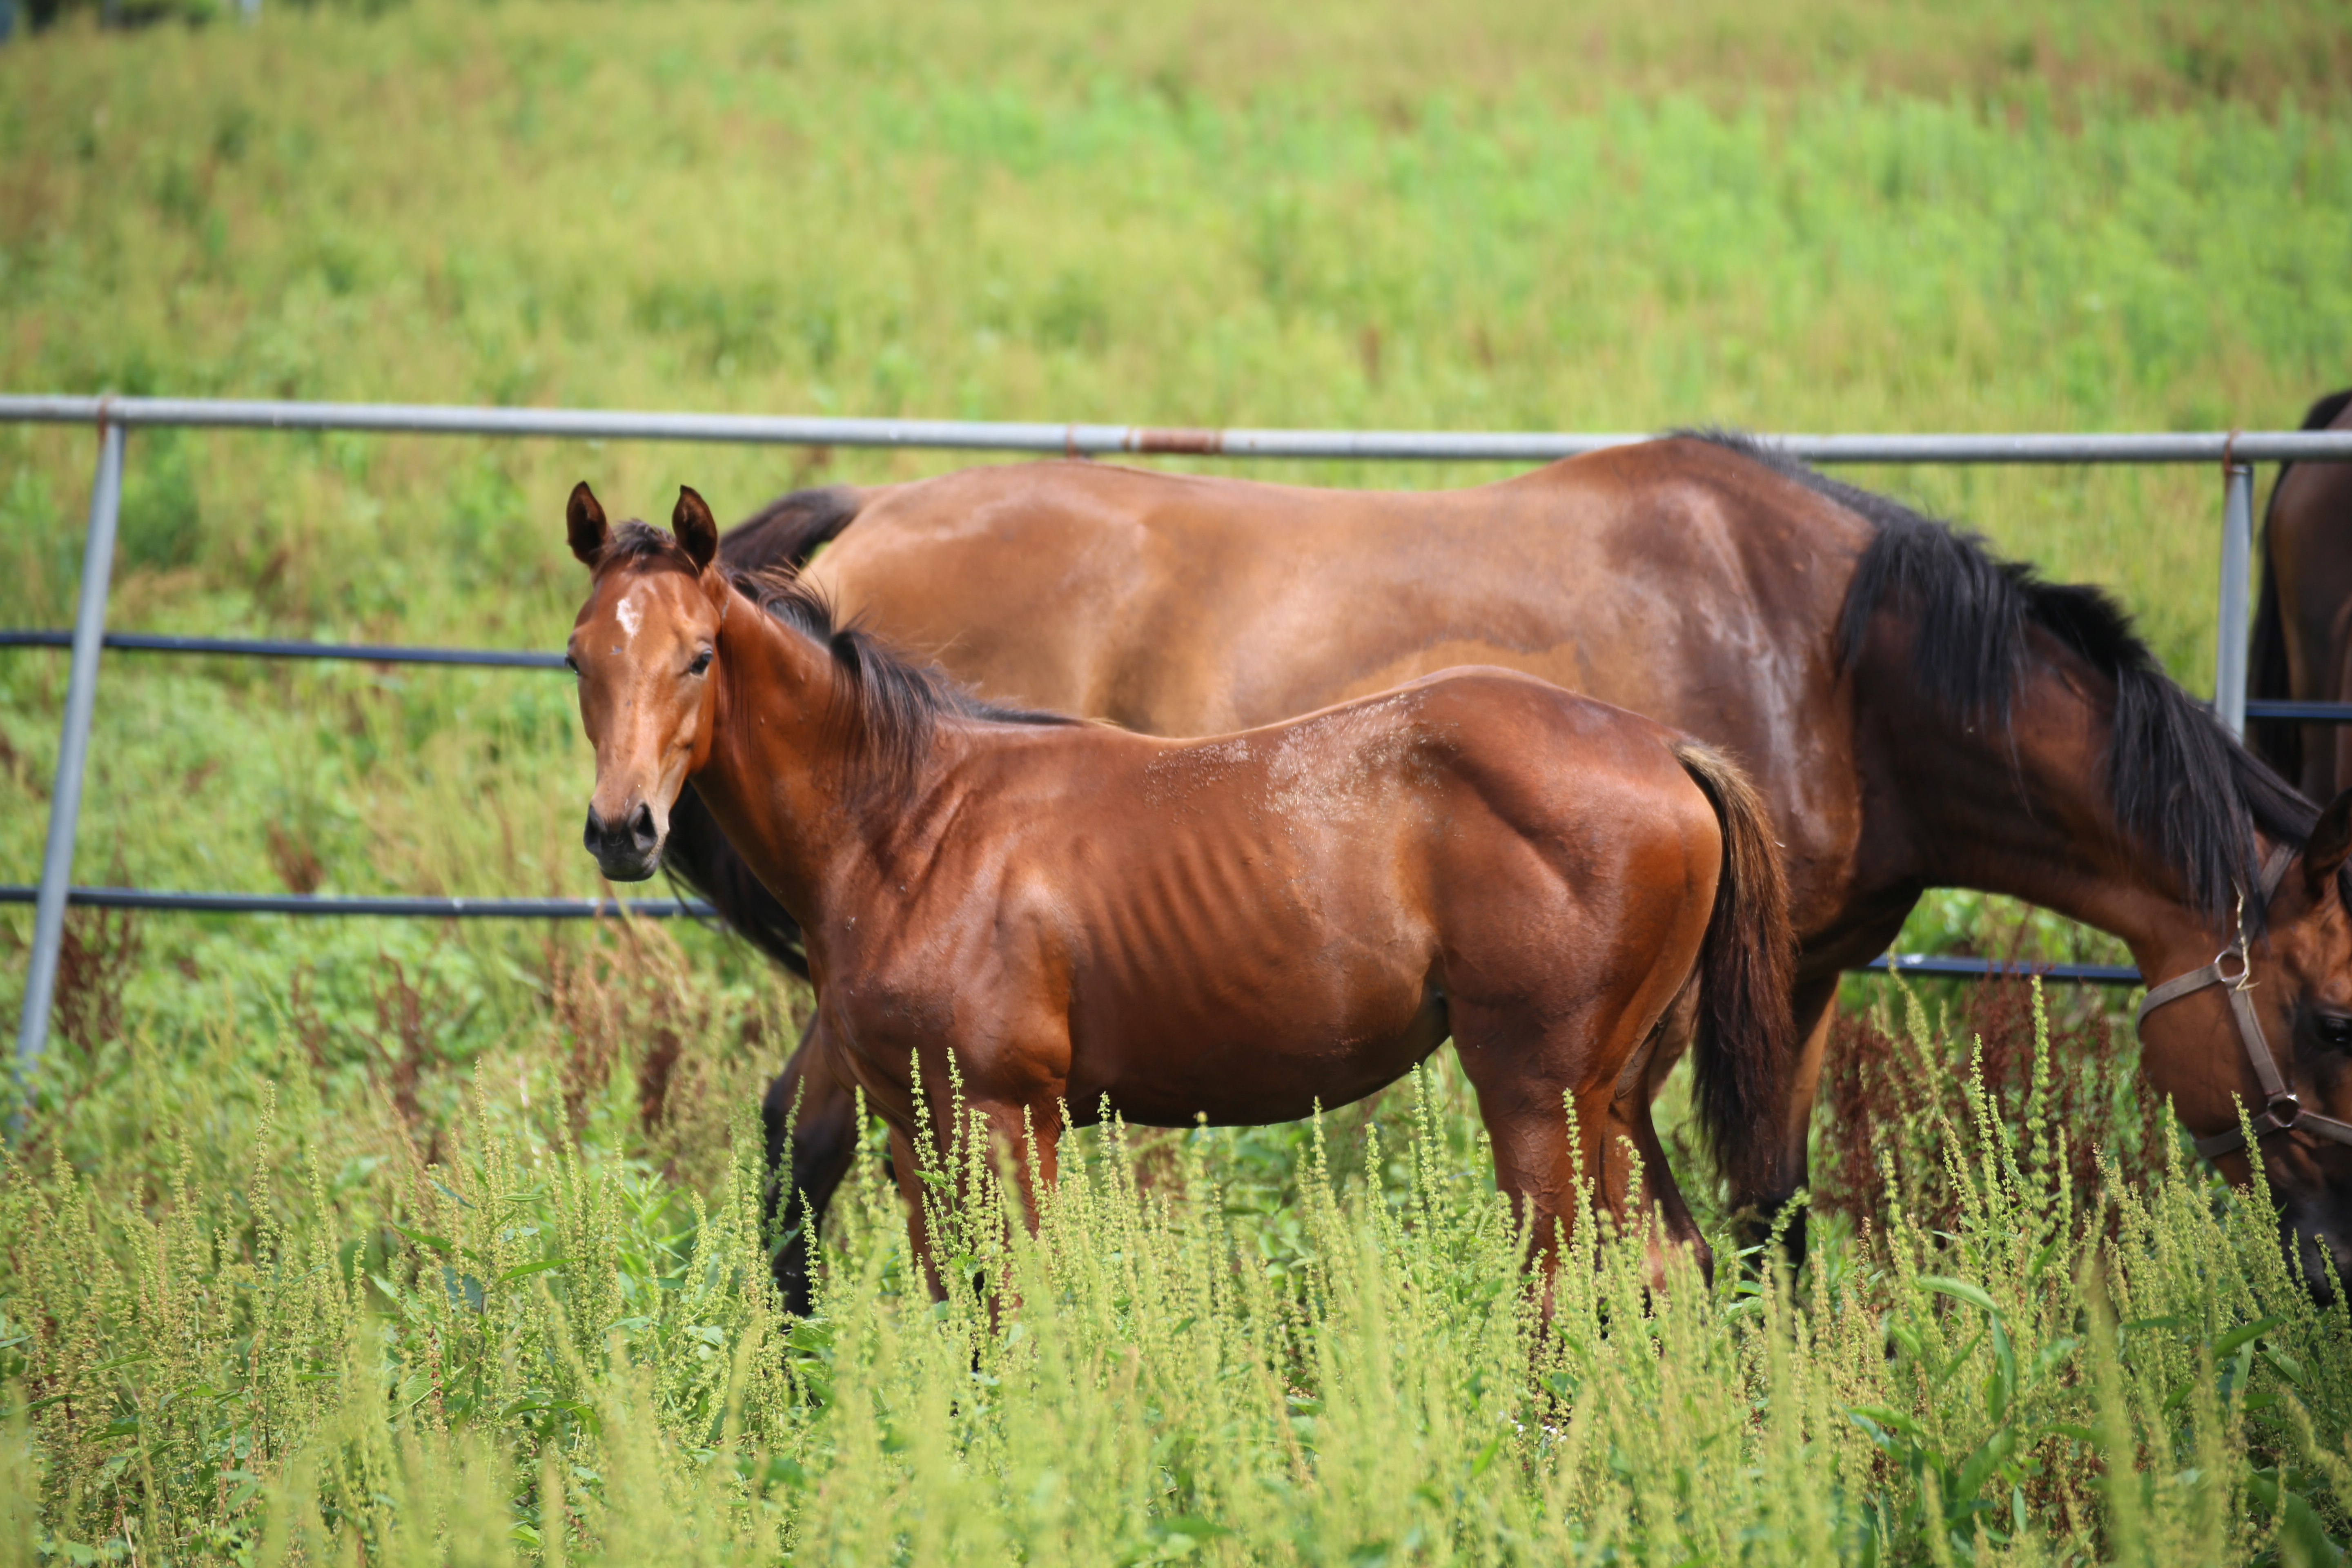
[1895,652,2241,978]
[687,584,887,926]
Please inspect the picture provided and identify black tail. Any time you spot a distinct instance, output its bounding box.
[2247,390,2352,787]
[657,486,873,977]
[721,484,866,575]
[1671,740,1798,1207]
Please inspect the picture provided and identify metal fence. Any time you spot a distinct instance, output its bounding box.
[7,393,2352,1071]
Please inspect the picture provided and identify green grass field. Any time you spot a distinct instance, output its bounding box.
[3,0,2351,1560]
[8,983,2351,1566]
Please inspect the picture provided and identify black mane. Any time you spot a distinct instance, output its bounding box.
[733,566,1083,808]
[1686,429,2319,933]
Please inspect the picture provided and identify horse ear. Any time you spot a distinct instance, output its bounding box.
[2305,787,2352,900]
[673,486,719,574]
[566,482,608,566]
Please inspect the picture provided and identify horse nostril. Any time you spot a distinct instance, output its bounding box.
[583,810,604,854]
[628,801,657,848]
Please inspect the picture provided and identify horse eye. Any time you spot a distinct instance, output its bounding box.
[688,650,713,677]
[563,653,580,677]
[2319,1015,2352,1050]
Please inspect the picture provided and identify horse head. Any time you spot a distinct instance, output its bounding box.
[564,482,726,882]
[2140,788,2352,1300]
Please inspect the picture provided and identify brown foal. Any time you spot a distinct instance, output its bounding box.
[565,484,1795,1288]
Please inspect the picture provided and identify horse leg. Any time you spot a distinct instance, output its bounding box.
[760,1020,861,1316]
[884,1120,947,1301]
[1451,1070,1657,1313]
[970,1098,1062,1228]
[882,1092,1061,1321]
[960,1096,1064,1322]
[1455,1010,1701,1311]
[1617,1004,1711,1283]
[1738,976,1840,1271]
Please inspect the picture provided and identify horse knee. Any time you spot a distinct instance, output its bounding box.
[762,1068,865,1316]
[1729,1190,1809,1276]
[792,1097,859,1196]
[764,1076,858,1215]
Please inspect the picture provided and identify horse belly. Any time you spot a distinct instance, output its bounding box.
[1065,972,1449,1129]
[1063,839,1447,1127]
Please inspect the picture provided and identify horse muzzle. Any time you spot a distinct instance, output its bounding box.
[584,801,663,882]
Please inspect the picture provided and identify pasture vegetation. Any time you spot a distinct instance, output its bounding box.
[0,0,2349,1559]
[7,982,2352,1565]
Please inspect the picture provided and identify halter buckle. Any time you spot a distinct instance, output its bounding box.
[2266,1092,2303,1130]
[2214,944,2254,992]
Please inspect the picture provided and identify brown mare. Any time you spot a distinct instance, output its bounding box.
[565,484,1796,1289]
[2252,389,2352,801]
[667,434,2352,1306]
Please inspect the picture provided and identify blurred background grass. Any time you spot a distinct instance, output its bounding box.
[0,0,2346,1100]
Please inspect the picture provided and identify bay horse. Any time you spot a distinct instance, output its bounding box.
[2250,389,2352,801]
[565,483,1796,1289]
[671,435,2352,1305]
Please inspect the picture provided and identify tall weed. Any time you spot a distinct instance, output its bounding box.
[6,987,2350,1563]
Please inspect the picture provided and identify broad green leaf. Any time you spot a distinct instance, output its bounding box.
[1849,1404,1928,1443]
[1918,1275,2000,1315]
[2212,1315,2285,1360]
[390,1223,454,1257]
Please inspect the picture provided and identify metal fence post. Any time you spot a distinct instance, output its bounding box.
[14,421,125,1083]
[2215,459,2254,739]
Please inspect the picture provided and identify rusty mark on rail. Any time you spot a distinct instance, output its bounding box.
[1128,428,1226,455]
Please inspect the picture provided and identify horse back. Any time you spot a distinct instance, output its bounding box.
[1042,666,1716,989]
[805,447,1868,731]
[806,444,1866,932]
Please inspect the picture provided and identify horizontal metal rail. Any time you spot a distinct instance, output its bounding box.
[0,876,2130,980]
[13,391,2333,1087]
[0,884,713,918]
[0,629,566,668]
[5,395,2352,464]
[1862,954,2140,985]
[2245,699,2352,723]
[14,634,2352,725]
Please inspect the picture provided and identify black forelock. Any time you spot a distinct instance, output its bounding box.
[599,519,689,565]
[1680,428,2321,933]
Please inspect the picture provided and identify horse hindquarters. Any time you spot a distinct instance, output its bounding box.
[1444,734,1793,1296]
[1446,913,1714,1294]
[1440,763,1726,1293]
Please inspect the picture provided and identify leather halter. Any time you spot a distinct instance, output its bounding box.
[2136,844,2352,1158]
